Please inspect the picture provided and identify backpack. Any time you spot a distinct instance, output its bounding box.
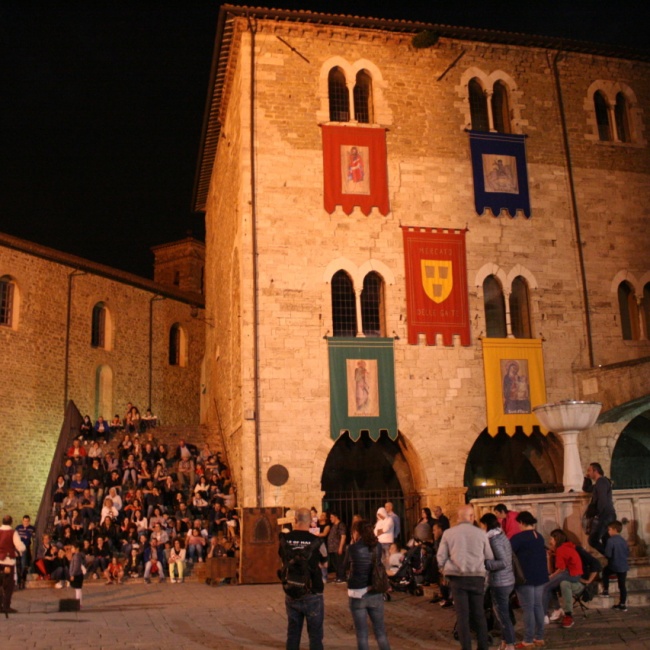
[279,535,320,599]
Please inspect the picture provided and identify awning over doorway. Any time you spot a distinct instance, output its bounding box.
[327,337,398,442]
[482,337,548,436]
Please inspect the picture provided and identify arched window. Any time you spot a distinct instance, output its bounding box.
[353,70,373,124]
[594,91,611,141]
[0,276,16,328]
[644,283,650,340]
[509,276,531,338]
[360,272,384,337]
[618,281,639,340]
[328,67,349,122]
[614,92,631,143]
[483,275,507,338]
[491,81,511,134]
[169,323,187,366]
[331,271,357,337]
[91,302,108,348]
[469,79,489,132]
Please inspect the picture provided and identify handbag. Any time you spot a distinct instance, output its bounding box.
[370,546,389,594]
[512,553,526,586]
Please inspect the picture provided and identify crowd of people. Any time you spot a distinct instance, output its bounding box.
[26,404,240,602]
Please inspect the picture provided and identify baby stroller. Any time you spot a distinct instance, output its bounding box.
[386,545,426,600]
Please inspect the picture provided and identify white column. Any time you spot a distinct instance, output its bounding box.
[559,430,584,492]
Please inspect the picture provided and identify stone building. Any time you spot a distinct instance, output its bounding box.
[193,6,650,530]
[0,232,205,518]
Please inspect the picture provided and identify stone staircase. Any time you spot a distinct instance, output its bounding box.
[589,557,650,607]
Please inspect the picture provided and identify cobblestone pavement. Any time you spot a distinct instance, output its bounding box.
[3,582,650,649]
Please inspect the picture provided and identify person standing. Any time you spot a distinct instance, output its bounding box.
[346,519,391,650]
[327,512,347,583]
[510,511,549,648]
[432,506,450,531]
[68,541,85,607]
[384,502,401,543]
[436,505,494,650]
[602,520,629,611]
[15,514,35,589]
[279,508,324,650]
[583,462,616,555]
[0,515,26,618]
[373,508,394,560]
[493,504,519,540]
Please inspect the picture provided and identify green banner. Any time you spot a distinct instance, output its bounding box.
[327,337,398,442]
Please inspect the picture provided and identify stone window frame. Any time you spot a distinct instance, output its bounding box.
[458,68,526,134]
[169,322,188,367]
[324,257,394,338]
[584,81,646,146]
[91,301,113,350]
[0,274,19,330]
[611,270,649,341]
[475,263,538,339]
[318,57,392,126]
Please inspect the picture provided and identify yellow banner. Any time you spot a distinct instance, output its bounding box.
[482,338,547,436]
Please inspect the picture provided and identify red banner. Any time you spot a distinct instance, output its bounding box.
[402,227,471,346]
[321,125,389,216]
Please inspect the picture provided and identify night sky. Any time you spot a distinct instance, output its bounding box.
[2,1,647,278]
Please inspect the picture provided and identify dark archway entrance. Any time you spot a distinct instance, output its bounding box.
[611,410,650,488]
[464,428,563,500]
[321,431,418,539]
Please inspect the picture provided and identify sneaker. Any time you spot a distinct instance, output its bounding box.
[561,614,574,628]
[104,580,113,585]
[55,581,64,589]
[144,578,151,584]
[549,608,564,621]
[514,643,535,649]
[543,615,549,625]
[613,603,628,611]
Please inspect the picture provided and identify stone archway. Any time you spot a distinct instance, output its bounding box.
[464,428,563,499]
[320,431,419,538]
[611,409,650,488]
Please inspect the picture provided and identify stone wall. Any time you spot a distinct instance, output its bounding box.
[0,242,204,520]
[202,16,650,512]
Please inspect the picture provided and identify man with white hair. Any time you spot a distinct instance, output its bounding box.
[437,505,494,650]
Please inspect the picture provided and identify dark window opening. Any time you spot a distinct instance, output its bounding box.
[361,272,384,337]
[614,92,631,143]
[328,67,349,122]
[509,276,532,338]
[0,278,14,327]
[353,70,373,124]
[331,271,357,337]
[469,79,489,132]
[91,303,106,348]
[618,281,639,340]
[483,275,507,338]
[491,81,511,134]
[594,91,611,141]
[169,324,181,365]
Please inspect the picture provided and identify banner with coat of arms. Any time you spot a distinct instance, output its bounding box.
[401,227,471,346]
[468,131,531,218]
[482,338,547,436]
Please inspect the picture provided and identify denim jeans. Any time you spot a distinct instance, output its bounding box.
[543,569,580,611]
[588,518,611,555]
[285,593,324,650]
[448,576,489,650]
[490,584,516,645]
[349,592,391,650]
[516,583,546,643]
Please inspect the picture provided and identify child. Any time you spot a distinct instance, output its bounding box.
[104,556,124,585]
[602,520,629,610]
[68,541,85,608]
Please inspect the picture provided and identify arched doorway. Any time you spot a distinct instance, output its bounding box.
[321,431,418,538]
[611,410,650,488]
[464,428,563,500]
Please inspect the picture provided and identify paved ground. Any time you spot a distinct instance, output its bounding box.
[3,581,650,649]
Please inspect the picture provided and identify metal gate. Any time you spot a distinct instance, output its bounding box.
[322,489,420,542]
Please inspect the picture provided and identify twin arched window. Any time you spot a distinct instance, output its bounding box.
[469,78,512,133]
[328,68,374,124]
[331,270,385,337]
[483,274,531,339]
[594,89,632,143]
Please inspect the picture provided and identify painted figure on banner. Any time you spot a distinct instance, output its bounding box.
[421,260,453,304]
[346,359,379,417]
[483,154,518,194]
[341,145,370,195]
[501,359,531,414]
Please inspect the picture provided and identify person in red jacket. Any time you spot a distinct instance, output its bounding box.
[493,504,519,539]
[544,529,583,628]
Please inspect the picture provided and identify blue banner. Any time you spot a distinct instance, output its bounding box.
[469,131,531,218]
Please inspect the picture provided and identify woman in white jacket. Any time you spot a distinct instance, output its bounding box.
[374,508,394,561]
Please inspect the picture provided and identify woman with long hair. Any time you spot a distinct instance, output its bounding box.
[479,512,516,650]
[347,519,391,650]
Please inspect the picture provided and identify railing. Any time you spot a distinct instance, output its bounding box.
[466,483,563,501]
[34,400,83,548]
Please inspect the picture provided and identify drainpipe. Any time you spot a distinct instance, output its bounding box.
[148,295,165,411]
[64,270,85,412]
[247,14,263,507]
[551,51,595,368]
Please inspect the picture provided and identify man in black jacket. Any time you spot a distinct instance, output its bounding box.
[279,508,324,650]
[583,462,616,554]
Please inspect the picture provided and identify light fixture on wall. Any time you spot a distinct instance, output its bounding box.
[190,305,214,327]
